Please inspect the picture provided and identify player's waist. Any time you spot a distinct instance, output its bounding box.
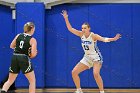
[14,50,28,55]
[84,51,98,55]
[13,53,27,56]
[84,53,97,55]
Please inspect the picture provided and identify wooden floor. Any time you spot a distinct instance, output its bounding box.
[11,88,140,93]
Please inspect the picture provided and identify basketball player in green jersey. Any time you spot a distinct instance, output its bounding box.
[1,22,37,93]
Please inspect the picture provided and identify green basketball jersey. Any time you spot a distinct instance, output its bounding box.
[14,33,32,56]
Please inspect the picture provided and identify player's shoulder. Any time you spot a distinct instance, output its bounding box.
[91,32,98,42]
[91,32,99,37]
[91,32,96,37]
[81,33,85,39]
[18,33,24,35]
[91,32,96,35]
[17,33,22,36]
[15,33,21,38]
[30,37,37,42]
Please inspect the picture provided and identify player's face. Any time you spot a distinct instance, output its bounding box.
[82,25,90,33]
[31,27,35,35]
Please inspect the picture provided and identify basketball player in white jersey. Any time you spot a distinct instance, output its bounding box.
[61,10,121,93]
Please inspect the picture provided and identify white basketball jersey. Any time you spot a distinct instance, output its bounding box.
[81,32,100,55]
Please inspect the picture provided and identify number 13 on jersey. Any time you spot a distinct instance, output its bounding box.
[84,45,89,50]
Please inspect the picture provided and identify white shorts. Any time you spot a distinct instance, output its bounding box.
[80,54,103,69]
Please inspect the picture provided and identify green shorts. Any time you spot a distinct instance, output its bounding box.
[9,53,34,74]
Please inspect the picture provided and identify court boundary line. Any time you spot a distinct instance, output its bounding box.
[14,88,140,92]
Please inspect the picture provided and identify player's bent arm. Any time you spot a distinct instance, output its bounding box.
[93,34,121,42]
[10,34,20,49]
[30,38,37,58]
[64,17,83,37]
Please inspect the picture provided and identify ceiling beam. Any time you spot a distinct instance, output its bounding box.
[1,0,140,9]
[71,0,140,3]
[0,0,14,7]
[0,0,34,7]
[35,0,76,9]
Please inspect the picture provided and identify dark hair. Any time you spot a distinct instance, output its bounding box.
[24,22,35,33]
[82,22,90,28]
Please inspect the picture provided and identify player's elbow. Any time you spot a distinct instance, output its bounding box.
[10,45,15,49]
[30,51,37,58]
[30,54,36,58]
[68,27,73,32]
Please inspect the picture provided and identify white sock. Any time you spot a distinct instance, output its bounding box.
[100,91,104,93]
[77,88,82,91]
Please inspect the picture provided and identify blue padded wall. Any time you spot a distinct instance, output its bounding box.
[109,4,132,87]
[45,5,68,87]
[0,5,14,83]
[132,4,140,87]
[15,3,45,88]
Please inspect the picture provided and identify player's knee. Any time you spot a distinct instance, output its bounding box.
[72,69,79,76]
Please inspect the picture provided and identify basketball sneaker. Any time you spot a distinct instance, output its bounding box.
[75,90,83,93]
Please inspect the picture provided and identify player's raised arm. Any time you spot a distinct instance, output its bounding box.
[61,10,83,37]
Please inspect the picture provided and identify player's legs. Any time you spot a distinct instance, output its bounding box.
[25,71,36,93]
[2,55,19,92]
[2,73,18,92]
[72,62,89,91]
[93,62,104,92]
[18,55,35,93]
